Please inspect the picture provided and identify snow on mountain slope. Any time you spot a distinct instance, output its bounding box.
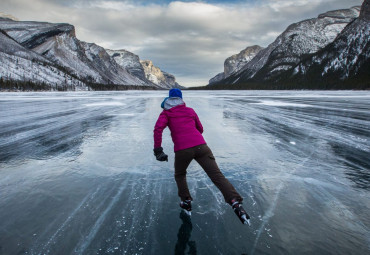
[1,20,75,50]
[107,49,182,89]
[220,6,360,85]
[209,72,225,85]
[33,31,102,83]
[304,19,369,79]
[0,17,183,89]
[106,49,147,81]
[79,42,146,85]
[224,45,264,77]
[286,0,370,88]
[209,45,263,85]
[0,19,148,86]
[0,28,48,62]
[0,30,87,90]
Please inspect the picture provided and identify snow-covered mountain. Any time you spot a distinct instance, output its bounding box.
[107,49,183,89]
[209,45,263,85]
[0,17,181,90]
[106,49,148,82]
[281,0,370,89]
[224,45,264,77]
[0,21,87,90]
[213,5,363,87]
[140,60,182,89]
[0,19,147,86]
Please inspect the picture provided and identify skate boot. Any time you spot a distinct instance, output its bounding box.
[180,199,192,216]
[231,199,250,225]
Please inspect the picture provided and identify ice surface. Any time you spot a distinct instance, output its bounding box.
[252,100,310,107]
[0,91,369,254]
[84,102,126,107]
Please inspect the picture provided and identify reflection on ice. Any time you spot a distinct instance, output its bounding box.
[175,211,196,255]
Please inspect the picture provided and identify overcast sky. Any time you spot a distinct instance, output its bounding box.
[0,0,363,87]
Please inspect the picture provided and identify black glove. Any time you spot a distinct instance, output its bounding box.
[154,147,168,162]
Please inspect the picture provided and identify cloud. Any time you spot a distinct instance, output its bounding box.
[0,0,363,86]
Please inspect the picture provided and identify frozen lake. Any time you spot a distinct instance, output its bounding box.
[0,91,369,255]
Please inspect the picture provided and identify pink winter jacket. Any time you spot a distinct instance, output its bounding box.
[154,103,206,152]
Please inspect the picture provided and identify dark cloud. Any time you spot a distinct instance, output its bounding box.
[0,0,363,86]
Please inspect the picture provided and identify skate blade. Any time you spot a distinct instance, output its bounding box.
[243,219,251,226]
[241,215,251,226]
[183,209,191,216]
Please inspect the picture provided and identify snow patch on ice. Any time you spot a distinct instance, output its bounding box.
[114,113,135,116]
[84,102,125,107]
[252,100,310,107]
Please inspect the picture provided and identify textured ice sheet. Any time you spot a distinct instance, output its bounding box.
[0,91,369,255]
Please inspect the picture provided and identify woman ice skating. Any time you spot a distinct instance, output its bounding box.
[153,88,250,224]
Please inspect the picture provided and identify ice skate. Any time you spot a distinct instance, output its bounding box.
[180,199,192,216]
[231,199,250,225]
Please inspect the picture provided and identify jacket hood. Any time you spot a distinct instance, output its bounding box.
[163,97,185,110]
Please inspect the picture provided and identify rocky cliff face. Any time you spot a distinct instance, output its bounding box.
[209,45,263,85]
[107,50,182,88]
[216,5,361,86]
[209,72,225,85]
[0,26,87,90]
[360,0,370,20]
[283,0,370,89]
[0,19,146,86]
[106,49,147,82]
[140,60,181,89]
[224,45,264,77]
[0,18,182,89]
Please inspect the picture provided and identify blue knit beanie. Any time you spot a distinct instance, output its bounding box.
[169,88,182,98]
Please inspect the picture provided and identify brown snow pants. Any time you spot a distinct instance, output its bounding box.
[174,144,243,204]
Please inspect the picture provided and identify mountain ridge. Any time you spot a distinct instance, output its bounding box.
[209,45,263,85]
[206,3,368,89]
[278,0,370,89]
[0,18,181,90]
[140,60,182,89]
